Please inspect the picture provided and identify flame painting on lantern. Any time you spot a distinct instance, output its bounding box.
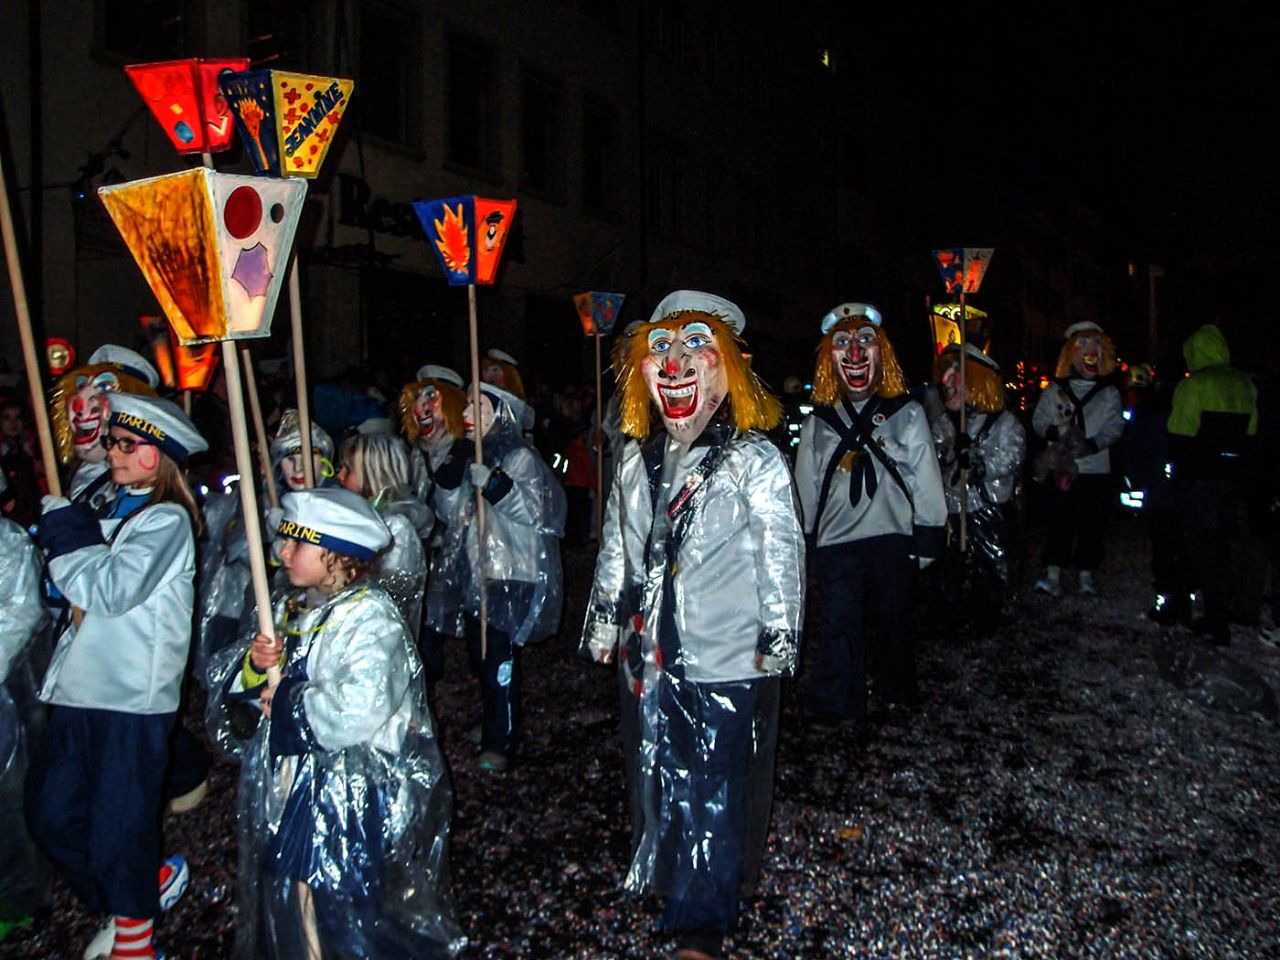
[573,291,626,337]
[932,247,995,295]
[413,196,518,285]
[140,315,220,391]
[218,70,355,178]
[125,58,251,155]
[98,168,307,345]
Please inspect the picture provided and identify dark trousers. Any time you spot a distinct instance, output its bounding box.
[1177,479,1247,635]
[658,677,779,937]
[808,536,915,720]
[464,616,522,757]
[1044,473,1113,571]
[1147,505,1191,607]
[25,706,174,918]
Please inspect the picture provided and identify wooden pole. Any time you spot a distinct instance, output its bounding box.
[222,339,280,682]
[958,289,969,553]
[0,149,61,496]
[467,283,488,659]
[242,345,279,510]
[288,255,315,487]
[594,330,604,541]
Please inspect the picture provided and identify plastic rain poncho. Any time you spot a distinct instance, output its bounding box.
[372,495,432,640]
[195,490,253,688]
[0,515,48,923]
[206,582,464,958]
[426,385,566,646]
[581,421,805,931]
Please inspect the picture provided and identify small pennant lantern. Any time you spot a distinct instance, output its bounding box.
[413,196,518,285]
[573,291,626,337]
[219,70,354,177]
[932,247,995,295]
[125,58,251,155]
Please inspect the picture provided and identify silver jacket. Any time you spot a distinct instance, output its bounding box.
[374,497,431,639]
[1032,378,1124,476]
[794,395,947,558]
[41,503,195,714]
[931,409,1027,512]
[426,389,566,646]
[209,583,464,956]
[0,519,45,683]
[195,491,252,686]
[582,423,805,683]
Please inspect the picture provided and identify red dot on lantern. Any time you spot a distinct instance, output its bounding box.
[223,186,263,239]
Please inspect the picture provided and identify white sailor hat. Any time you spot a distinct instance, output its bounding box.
[485,349,519,367]
[941,341,1000,372]
[414,364,464,387]
[108,393,208,462]
[276,488,392,561]
[649,290,746,334]
[1063,320,1104,340]
[88,345,160,389]
[269,409,335,463]
[821,302,883,334]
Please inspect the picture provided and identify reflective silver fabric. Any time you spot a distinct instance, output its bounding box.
[373,497,431,639]
[195,491,252,687]
[0,518,45,682]
[931,410,1027,512]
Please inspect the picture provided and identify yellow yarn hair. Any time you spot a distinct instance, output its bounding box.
[811,319,907,406]
[932,350,1006,414]
[1055,332,1118,379]
[618,314,782,439]
[49,363,157,465]
[398,378,465,444]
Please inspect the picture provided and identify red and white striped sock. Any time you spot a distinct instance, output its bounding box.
[111,916,155,959]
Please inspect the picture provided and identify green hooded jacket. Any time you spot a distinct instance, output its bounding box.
[1167,324,1257,439]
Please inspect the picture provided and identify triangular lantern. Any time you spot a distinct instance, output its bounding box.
[99,168,307,345]
[125,58,251,155]
[218,70,354,177]
[413,196,517,286]
[932,247,995,295]
[931,302,990,354]
[573,291,626,337]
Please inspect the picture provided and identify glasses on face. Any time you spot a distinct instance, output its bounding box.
[100,434,154,454]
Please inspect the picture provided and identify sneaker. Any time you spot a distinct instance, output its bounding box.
[477,751,509,773]
[168,777,209,815]
[158,856,189,912]
[82,922,114,960]
[1033,577,1061,598]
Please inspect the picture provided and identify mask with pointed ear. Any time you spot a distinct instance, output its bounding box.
[642,316,728,440]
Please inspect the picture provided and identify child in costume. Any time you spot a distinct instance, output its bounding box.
[794,303,947,721]
[208,488,463,958]
[930,343,1026,635]
[427,382,565,773]
[0,470,48,939]
[27,394,204,960]
[337,432,432,637]
[582,290,805,960]
[1031,321,1125,597]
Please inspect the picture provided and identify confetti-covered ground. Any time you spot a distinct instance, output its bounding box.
[5,514,1279,958]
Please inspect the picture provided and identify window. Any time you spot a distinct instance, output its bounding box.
[520,68,564,197]
[245,0,311,69]
[98,0,187,61]
[446,31,500,176]
[358,2,421,149]
[582,99,618,215]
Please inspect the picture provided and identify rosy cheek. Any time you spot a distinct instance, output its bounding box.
[702,350,720,368]
[138,446,160,472]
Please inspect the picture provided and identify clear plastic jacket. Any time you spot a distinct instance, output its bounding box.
[41,504,195,714]
[1,519,45,683]
[794,396,948,556]
[426,391,566,646]
[374,497,432,640]
[409,442,453,509]
[930,410,1027,513]
[195,490,253,688]
[208,583,465,958]
[580,423,802,909]
[1032,378,1124,475]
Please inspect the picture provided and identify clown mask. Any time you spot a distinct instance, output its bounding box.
[482,361,507,390]
[412,383,450,450]
[940,357,967,411]
[68,371,120,463]
[462,394,496,439]
[832,324,881,401]
[280,450,326,491]
[643,319,727,441]
[1072,335,1103,379]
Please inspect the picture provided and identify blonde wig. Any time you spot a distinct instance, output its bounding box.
[338,433,413,506]
[933,350,1005,415]
[811,319,907,406]
[49,363,156,465]
[1055,332,1118,379]
[617,314,782,439]
[398,378,466,444]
